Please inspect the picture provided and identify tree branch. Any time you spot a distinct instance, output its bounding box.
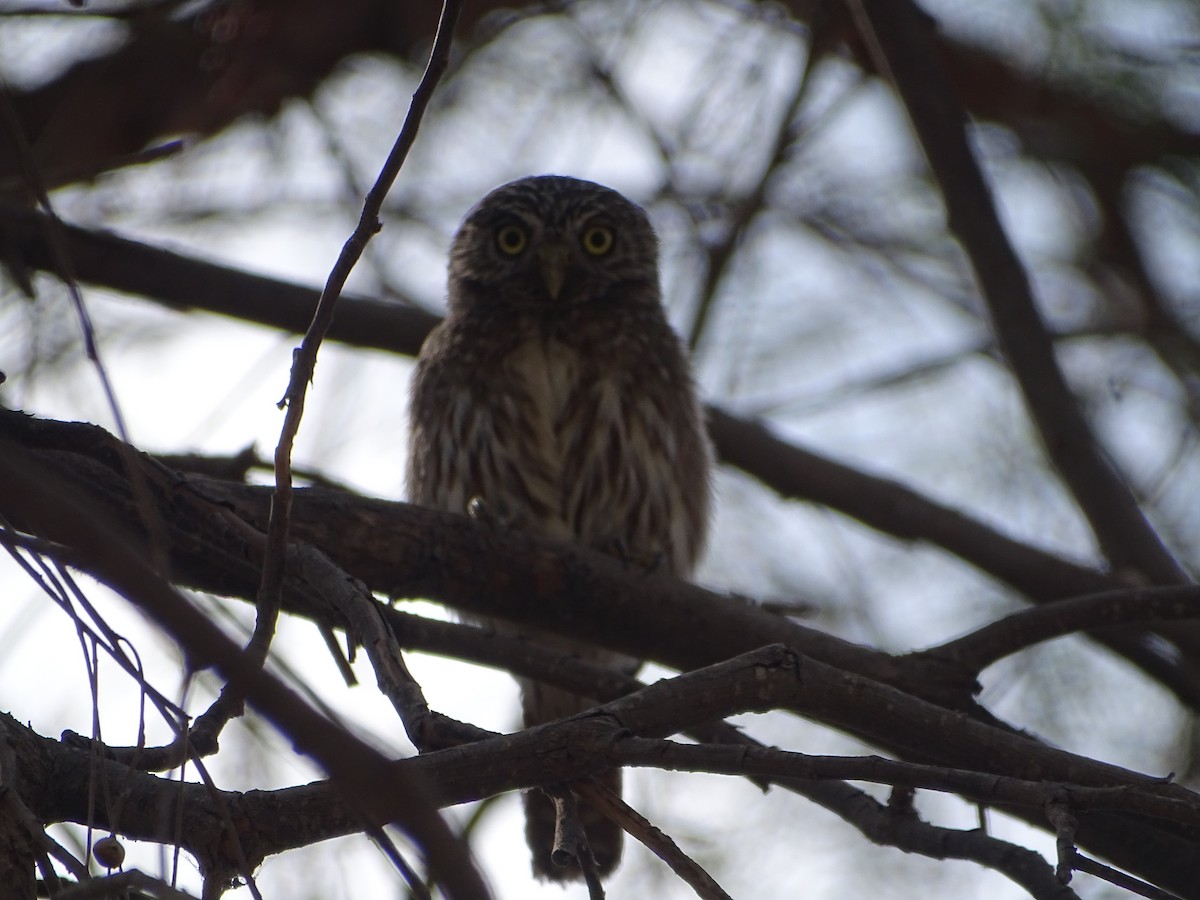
[611,736,1199,827]
[11,640,1199,894]
[574,780,733,900]
[0,408,959,699]
[0,202,439,356]
[844,0,1188,586]
[930,585,1200,671]
[258,0,461,755]
[2,412,1199,894]
[0,438,491,900]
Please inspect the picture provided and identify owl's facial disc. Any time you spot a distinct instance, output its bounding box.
[536,240,569,300]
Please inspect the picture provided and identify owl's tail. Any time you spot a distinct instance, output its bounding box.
[520,679,623,881]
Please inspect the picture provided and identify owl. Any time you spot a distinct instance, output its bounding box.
[406,175,713,880]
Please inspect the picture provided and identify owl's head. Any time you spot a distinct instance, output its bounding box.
[447,175,660,313]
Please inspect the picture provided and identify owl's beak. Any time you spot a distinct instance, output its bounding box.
[537,242,569,300]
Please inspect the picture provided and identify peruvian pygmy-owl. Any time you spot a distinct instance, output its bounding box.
[406,175,713,880]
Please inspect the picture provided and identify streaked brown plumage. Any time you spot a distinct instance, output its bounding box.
[406,175,712,880]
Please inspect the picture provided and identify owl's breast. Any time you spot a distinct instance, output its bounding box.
[502,333,690,563]
[501,334,621,534]
[504,336,579,432]
[412,317,707,575]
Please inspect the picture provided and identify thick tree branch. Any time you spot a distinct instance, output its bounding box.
[2,411,1199,895]
[0,409,965,699]
[704,408,1112,599]
[0,202,439,356]
[0,1,449,188]
[8,645,1199,894]
[0,438,491,900]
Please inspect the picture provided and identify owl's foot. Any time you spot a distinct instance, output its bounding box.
[606,538,665,575]
[466,495,515,528]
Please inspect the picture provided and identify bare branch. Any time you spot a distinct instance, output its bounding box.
[543,784,605,896]
[0,439,492,900]
[13,632,1196,895]
[930,586,1200,671]
[610,737,1199,827]
[575,780,733,900]
[843,0,1188,586]
[260,0,461,754]
[0,202,439,354]
[1070,854,1188,900]
[0,717,86,893]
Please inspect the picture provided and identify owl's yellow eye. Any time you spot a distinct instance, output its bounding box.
[495,224,528,256]
[581,226,615,256]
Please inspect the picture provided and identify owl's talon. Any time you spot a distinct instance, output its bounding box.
[641,551,666,575]
[467,496,501,526]
[605,538,664,574]
[468,495,517,528]
[607,537,630,564]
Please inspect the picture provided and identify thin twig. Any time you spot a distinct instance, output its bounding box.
[1044,789,1078,883]
[929,585,1200,671]
[364,822,432,900]
[254,0,463,753]
[1070,854,1186,900]
[685,11,828,353]
[279,533,488,750]
[213,500,485,749]
[575,780,733,900]
[545,784,604,897]
[609,736,1198,826]
[0,525,188,728]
